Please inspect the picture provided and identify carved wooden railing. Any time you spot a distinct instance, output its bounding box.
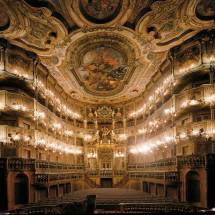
[128,154,215,172]
[34,173,83,185]
[0,158,84,173]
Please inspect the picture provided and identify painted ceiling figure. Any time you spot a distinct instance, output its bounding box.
[78,46,126,91]
[83,0,120,19]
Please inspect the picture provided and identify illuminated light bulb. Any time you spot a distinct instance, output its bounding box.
[138,145,150,154]
[87,152,97,158]
[115,152,125,158]
[129,112,136,117]
[22,106,27,111]
[34,111,45,119]
[190,64,195,69]
[156,140,162,146]
[205,95,215,104]
[191,130,199,136]
[181,101,188,108]
[53,123,62,129]
[65,130,74,136]
[138,128,147,134]
[13,104,20,110]
[13,134,21,141]
[164,108,175,116]
[149,121,154,126]
[190,100,198,106]
[23,74,30,79]
[179,133,187,139]
[118,133,127,141]
[164,136,174,143]
[84,134,92,141]
[24,136,30,142]
[37,139,45,145]
[164,109,170,114]
[209,56,215,62]
[130,148,138,154]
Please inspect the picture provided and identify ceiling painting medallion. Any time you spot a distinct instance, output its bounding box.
[76,46,126,92]
[68,0,135,27]
[79,0,122,24]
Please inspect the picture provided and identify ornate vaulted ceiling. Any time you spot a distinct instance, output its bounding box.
[0,0,214,104]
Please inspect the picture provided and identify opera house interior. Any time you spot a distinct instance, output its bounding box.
[0,0,215,214]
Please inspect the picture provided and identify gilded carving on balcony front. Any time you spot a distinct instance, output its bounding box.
[6,50,33,76]
[0,0,67,55]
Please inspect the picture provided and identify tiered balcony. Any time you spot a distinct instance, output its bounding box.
[127,154,215,184]
[176,120,215,142]
[128,154,215,171]
[0,125,82,155]
[129,119,215,158]
[126,84,215,132]
[0,90,84,137]
[0,47,81,121]
[0,157,84,186]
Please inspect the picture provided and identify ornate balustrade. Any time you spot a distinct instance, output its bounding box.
[0,158,84,173]
[100,170,113,177]
[128,154,215,172]
[128,157,177,172]
[113,170,127,176]
[34,173,83,185]
[86,170,99,177]
[129,171,179,184]
[176,155,206,168]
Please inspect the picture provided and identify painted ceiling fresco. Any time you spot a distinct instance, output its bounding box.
[196,0,215,20]
[1,0,215,104]
[79,0,122,24]
[76,46,126,92]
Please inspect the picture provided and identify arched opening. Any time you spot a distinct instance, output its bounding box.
[186,171,200,203]
[15,174,28,205]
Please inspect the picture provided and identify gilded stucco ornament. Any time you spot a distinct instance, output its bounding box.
[0,0,67,56]
[0,0,29,39]
[1,0,213,105]
[40,26,152,104]
[136,0,215,51]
